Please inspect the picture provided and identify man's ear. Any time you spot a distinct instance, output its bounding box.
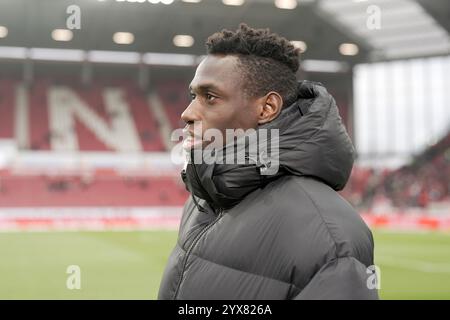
[257,91,283,125]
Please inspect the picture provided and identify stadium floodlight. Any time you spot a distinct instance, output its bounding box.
[339,43,359,56]
[113,32,135,45]
[0,26,8,38]
[51,29,73,42]
[161,0,174,4]
[274,0,297,10]
[173,35,194,48]
[291,40,307,53]
[222,0,245,6]
[182,0,202,3]
[301,59,349,73]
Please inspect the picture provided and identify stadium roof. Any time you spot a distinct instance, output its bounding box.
[0,0,448,68]
[317,0,450,60]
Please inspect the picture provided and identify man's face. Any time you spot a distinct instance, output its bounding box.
[181,54,260,150]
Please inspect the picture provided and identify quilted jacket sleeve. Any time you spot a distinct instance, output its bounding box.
[292,256,379,300]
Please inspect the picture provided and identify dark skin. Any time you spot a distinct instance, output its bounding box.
[181,54,283,148]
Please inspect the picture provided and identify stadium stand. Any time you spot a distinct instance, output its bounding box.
[0,170,188,207]
[0,78,169,152]
[1,77,447,211]
[0,79,15,140]
[0,77,188,208]
[343,130,450,211]
[156,80,189,131]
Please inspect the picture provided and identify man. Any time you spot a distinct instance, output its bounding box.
[158,24,378,300]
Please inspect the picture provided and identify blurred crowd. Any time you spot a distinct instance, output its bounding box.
[342,131,450,211]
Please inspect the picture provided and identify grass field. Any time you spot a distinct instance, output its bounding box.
[0,229,449,299]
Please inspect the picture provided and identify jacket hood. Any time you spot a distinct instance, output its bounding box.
[181,80,355,212]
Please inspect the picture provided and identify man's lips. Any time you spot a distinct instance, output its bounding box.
[183,136,202,148]
[183,127,201,139]
[182,130,203,150]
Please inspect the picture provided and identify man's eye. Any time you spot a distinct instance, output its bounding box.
[206,94,216,102]
[189,93,196,100]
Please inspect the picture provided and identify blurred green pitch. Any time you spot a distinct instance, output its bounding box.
[0,229,449,299]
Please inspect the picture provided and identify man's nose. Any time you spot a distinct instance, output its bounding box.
[181,101,200,125]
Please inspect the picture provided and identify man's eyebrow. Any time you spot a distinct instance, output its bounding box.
[189,83,223,93]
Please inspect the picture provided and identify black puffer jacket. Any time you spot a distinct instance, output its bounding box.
[158,81,378,300]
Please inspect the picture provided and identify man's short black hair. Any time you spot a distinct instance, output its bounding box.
[206,23,300,108]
